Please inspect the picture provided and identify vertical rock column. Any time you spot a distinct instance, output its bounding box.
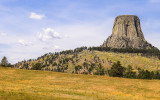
[102,15,152,49]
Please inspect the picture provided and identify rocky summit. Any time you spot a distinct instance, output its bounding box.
[102,15,152,49]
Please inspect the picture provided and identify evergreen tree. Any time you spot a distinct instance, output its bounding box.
[1,56,9,67]
[95,63,105,75]
[31,63,42,70]
[138,69,152,79]
[124,65,136,78]
[109,61,125,77]
[75,65,82,72]
[153,71,160,79]
[83,62,89,69]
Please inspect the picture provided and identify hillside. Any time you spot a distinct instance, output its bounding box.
[0,66,160,100]
[14,49,160,74]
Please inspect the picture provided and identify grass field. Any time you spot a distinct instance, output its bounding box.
[0,67,160,100]
[78,50,160,71]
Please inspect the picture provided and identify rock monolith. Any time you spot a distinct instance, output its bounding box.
[102,15,152,49]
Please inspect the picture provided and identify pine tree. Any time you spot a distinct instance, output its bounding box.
[109,61,125,77]
[31,63,42,70]
[1,56,8,67]
[124,65,136,78]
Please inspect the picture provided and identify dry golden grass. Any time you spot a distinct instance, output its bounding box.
[0,67,160,100]
[77,50,160,71]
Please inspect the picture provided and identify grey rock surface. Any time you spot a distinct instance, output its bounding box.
[102,15,152,49]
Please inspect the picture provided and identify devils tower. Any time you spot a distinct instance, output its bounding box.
[102,15,152,49]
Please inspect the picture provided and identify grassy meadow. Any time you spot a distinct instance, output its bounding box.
[0,66,160,100]
[79,50,160,71]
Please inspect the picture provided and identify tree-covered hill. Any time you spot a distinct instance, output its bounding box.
[13,47,160,79]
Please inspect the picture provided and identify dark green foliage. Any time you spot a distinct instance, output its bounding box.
[88,46,160,59]
[1,56,10,67]
[75,65,82,72]
[109,61,125,77]
[88,67,93,74]
[123,65,136,78]
[56,66,61,72]
[64,57,73,62]
[83,62,89,69]
[153,71,160,79]
[95,63,105,75]
[137,69,153,79]
[65,65,68,70]
[49,59,53,64]
[74,46,87,52]
[31,63,42,70]
[54,64,69,72]
[23,63,29,69]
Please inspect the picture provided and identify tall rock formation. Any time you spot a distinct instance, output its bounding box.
[102,15,152,49]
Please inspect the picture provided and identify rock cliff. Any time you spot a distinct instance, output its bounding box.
[102,15,152,49]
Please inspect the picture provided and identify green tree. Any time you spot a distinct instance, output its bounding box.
[109,61,125,77]
[123,65,136,78]
[137,69,152,79]
[31,63,42,70]
[153,71,160,79]
[95,63,105,75]
[83,62,89,69]
[75,65,82,72]
[1,56,9,67]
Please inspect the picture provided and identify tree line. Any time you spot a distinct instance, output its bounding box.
[88,46,160,59]
[109,61,160,79]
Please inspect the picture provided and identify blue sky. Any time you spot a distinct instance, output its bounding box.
[0,0,160,63]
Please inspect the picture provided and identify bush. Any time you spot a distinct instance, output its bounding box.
[123,65,136,78]
[31,63,42,70]
[1,56,8,67]
[95,63,105,75]
[109,61,125,77]
[137,69,152,79]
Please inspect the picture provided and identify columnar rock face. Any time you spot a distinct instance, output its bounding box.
[102,15,152,49]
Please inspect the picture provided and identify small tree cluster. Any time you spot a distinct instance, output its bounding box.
[31,63,42,70]
[109,61,160,79]
[137,68,160,79]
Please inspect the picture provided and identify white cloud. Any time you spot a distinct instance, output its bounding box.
[29,12,45,20]
[38,28,61,41]
[54,45,60,49]
[0,32,7,36]
[18,40,32,46]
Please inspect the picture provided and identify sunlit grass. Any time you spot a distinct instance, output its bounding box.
[78,50,160,71]
[0,67,160,100]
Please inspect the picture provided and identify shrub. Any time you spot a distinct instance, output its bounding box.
[109,61,125,77]
[123,65,136,78]
[31,63,42,70]
[1,56,8,67]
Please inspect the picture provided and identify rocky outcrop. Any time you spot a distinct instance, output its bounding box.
[102,15,152,49]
